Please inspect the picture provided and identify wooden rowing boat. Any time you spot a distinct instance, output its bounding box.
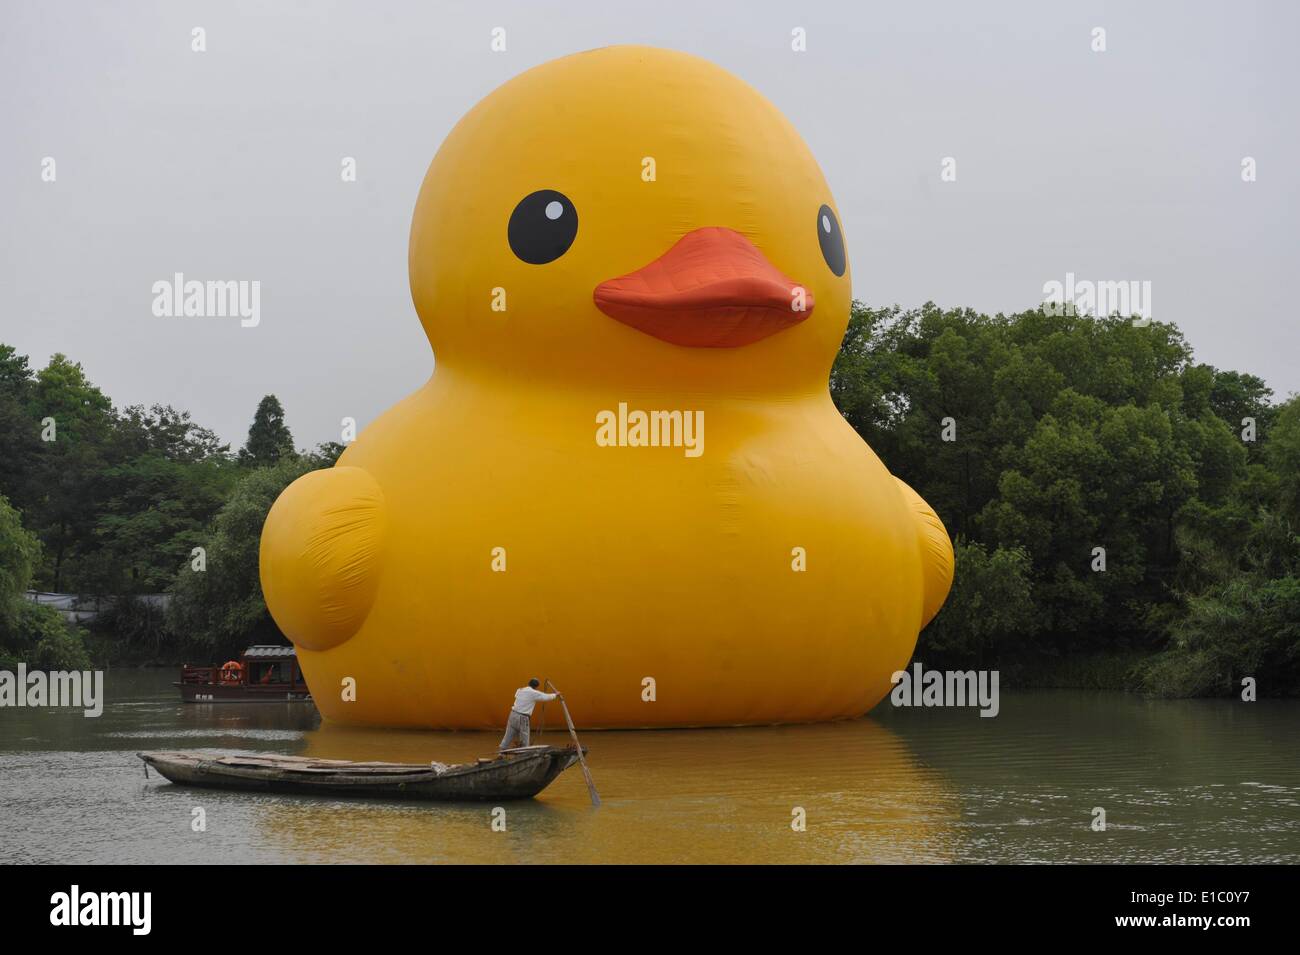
[138,745,583,802]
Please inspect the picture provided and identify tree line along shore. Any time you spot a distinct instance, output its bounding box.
[2,302,1297,697]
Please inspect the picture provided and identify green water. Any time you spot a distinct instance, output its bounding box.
[1,670,1297,863]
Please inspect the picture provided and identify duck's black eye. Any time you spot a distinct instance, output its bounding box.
[816,204,846,277]
[508,190,578,264]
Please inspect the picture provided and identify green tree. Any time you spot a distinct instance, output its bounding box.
[1264,397,1300,527]
[1206,368,1275,464]
[166,456,314,656]
[916,539,1036,669]
[239,395,294,467]
[0,345,43,515]
[306,441,346,468]
[0,494,40,617]
[84,405,236,594]
[829,302,1292,692]
[1142,512,1300,696]
[86,452,236,593]
[24,355,116,591]
[114,403,230,463]
[0,494,91,670]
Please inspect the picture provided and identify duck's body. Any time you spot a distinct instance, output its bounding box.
[260,46,953,728]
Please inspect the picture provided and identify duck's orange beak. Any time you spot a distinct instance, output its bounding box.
[593,227,814,348]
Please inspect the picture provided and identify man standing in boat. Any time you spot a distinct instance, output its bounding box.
[499,679,559,751]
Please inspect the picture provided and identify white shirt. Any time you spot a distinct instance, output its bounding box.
[512,686,557,716]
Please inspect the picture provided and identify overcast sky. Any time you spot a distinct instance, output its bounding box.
[2,0,1297,449]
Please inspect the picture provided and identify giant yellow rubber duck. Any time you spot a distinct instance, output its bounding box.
[259,46,954,729]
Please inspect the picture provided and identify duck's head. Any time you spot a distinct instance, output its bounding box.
[409,46,851,395]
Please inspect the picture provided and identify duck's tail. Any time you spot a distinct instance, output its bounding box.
[894,477,955,628]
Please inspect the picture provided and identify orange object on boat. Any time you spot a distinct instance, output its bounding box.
[219,661,244,684]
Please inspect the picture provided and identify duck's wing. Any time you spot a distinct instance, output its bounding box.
[893,477,954,628]
[259,466,386,651]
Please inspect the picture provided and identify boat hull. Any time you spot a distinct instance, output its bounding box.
[176,683,312,704]
[138,747,580,802]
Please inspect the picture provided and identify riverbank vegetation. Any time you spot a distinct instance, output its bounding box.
[1,305,1297,696]
[0,344,338,665]
[833,303,1299,696]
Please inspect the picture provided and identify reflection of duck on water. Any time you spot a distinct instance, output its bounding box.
[260,718,959,864]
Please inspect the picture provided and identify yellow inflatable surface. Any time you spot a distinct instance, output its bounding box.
[259,46,954,729]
